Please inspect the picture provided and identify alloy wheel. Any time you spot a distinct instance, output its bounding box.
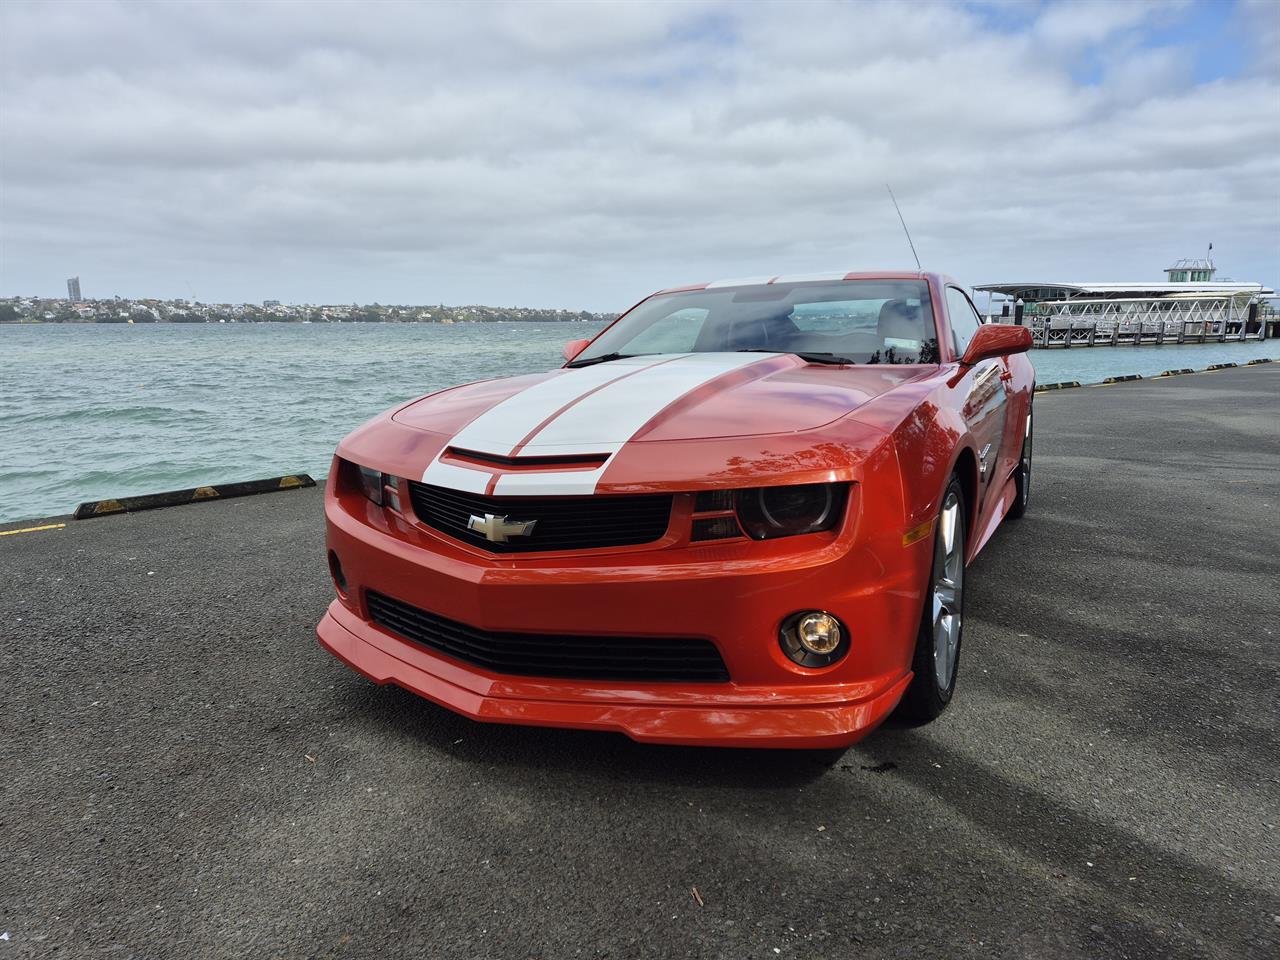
[931,490,965,691]
[1020,405,1033,508]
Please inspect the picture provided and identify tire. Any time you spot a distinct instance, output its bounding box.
[898,475,967,724]
[1008,397,1032,519]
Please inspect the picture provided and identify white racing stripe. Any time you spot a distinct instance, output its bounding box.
[770,270,851,284]
[447,355,671,456]
[420,460,493,494]
[495,353,775,495]
[423,352,779,496]
[420,355,676,491]
[521,353,768,449]
[490,452,620,496]
[704,275,777,289]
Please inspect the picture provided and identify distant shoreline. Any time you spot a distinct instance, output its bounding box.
[0,317,606,325]
[0,298,615,325]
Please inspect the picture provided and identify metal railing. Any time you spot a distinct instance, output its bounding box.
[982,315,1270,348]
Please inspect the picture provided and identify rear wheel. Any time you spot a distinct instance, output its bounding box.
[1008,399,1033,519]
[898,476,967,723]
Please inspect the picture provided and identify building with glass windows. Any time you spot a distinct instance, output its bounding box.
[1163,258,1217,283]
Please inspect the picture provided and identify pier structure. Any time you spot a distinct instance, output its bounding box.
[976,259,1275,348]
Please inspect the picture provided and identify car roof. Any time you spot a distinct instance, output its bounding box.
[653,271,956,296]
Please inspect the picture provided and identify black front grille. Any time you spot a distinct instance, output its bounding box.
[407,482,673,553]
[366,591,730,683]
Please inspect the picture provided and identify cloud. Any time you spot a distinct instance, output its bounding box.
[1238,0,1280,78]
[0,0,1276,308]
[1030,0,1167,52]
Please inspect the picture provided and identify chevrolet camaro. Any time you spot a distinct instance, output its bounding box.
[317,271,1034,749]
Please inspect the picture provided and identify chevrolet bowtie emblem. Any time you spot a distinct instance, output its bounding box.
[467,513,537,543]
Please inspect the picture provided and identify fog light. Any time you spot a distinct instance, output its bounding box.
[797,612,841,654]
[780,610,848,668]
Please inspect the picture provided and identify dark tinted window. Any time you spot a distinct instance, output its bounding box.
[576,280,939,365]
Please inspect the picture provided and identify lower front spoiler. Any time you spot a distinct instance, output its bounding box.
[316,601,912,750]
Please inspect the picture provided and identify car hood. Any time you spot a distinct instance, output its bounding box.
[362,353,921,497]
[392,352,921,445]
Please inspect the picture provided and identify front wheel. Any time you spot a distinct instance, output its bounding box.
[1008,398,1033,519]
[897,476,967,724]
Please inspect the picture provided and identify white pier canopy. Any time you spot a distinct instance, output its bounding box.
[975,260,1275,347]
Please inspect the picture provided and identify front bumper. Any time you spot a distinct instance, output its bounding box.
[319,470,930,749]
[318,600,913,748]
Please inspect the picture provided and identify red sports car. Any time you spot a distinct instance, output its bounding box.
[317,271,1034,749]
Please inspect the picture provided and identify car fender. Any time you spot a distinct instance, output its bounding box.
[881,386,977,533]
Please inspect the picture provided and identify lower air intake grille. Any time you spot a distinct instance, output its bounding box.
[366,591,730,683]
[407,482,673,553]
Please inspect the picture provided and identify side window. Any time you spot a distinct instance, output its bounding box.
[625,307,708,354]
[945,287,982,358]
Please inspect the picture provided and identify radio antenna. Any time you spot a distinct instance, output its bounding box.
[886,184,922,271]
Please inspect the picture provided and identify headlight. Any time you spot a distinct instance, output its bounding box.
[346,461,400,511]
[735,483,847,540]
[356,464,385,505]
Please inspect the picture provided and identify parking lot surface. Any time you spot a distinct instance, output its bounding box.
[3,364,1277,959]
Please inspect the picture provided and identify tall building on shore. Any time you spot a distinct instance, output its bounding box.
[67,276,82,301]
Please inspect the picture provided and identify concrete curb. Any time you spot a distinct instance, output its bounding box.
[1035,358,1277,393]
[26,360,1279,521]
[73,474,316,520]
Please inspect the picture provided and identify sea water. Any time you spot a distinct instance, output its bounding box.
[1,322,1275,523]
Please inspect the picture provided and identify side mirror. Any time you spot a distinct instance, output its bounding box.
[562,338,591,362]
[960,323,1032,366]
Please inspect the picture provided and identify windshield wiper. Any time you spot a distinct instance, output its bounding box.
[565,351,638,368]
[735,349,853,365]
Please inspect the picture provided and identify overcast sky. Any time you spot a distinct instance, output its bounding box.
[1,0,1277,310]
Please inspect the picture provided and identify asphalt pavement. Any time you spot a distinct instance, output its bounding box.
[2,363,1277,960]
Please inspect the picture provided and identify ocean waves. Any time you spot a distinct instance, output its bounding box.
[0,321,604,522]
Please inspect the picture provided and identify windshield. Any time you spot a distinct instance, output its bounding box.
[575,280,939,366]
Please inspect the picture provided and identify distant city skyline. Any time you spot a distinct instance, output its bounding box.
[2,1,1277,311]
